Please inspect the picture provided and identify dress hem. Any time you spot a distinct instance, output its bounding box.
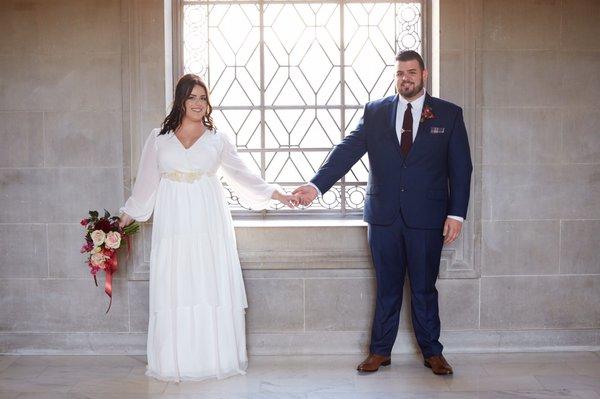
[145,364,247,383]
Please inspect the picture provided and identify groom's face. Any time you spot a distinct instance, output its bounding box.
[395,59,427,100]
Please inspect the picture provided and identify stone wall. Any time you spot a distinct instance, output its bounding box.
[0,0,598,354]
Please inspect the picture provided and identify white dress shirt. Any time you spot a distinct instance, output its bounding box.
[308,90,464,223]
[396,90,426,144]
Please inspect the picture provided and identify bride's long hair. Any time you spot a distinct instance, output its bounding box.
[158,74,215,136]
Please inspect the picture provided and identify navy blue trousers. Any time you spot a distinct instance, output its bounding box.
[367,213,444,358]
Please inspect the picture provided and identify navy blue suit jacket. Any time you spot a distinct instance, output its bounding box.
[311,93,473,229]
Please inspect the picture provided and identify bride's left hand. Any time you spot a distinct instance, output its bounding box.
[272,190,299,208]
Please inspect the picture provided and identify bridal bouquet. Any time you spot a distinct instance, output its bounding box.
[80,210,139,313]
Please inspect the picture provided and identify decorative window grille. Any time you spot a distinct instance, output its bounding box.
[177,0,424,216]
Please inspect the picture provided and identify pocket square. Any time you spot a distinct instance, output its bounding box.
[430,127,445,134]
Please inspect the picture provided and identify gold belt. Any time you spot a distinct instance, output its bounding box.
[161,170,213,183]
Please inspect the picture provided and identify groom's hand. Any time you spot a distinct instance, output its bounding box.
[443,218,462,245]
[292,184,318,206]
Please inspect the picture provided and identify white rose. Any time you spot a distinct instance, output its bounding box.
[105,231,122,249]
[90,252,107,268]
[91,246,101,254]
[90,230,106,247]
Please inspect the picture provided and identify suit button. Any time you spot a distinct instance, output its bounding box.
[402,165,407,169]
[400,187,406,192]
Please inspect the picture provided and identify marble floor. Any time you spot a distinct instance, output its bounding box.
[0,352,599,399]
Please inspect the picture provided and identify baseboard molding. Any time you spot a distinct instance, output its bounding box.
[248,329,600,355]
[0,332,147,355]
[1,329,598,355]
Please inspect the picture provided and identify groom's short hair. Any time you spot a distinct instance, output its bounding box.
[396,50,425,70]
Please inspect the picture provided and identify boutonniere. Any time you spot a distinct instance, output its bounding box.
[420,105,435,123]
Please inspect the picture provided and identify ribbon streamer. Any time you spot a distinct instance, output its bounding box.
[97,235,132,314]
[104,251,118,314]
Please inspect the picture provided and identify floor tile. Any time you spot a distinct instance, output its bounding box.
[483,362,578,376]
[0,352,598,399]
[447,375,543,392]
[535,375,600,391]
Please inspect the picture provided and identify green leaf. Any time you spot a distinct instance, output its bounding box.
[123,221,140,236]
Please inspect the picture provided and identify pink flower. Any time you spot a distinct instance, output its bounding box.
[80,242,94,253]
[80,218,90,226]
[104,231,122,249]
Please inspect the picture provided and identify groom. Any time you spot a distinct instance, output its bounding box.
[294,50,472,375]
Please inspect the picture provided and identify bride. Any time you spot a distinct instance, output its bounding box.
[119,74,297,382]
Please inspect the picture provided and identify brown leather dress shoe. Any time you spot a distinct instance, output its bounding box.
[357,353,391,372]
[424,354,453,375]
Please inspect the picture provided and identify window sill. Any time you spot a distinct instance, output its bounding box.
[233,217,367,228]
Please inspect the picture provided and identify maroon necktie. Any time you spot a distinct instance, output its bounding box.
[400,103,413,157]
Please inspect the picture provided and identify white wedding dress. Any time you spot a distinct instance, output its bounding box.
[121,128,277,382]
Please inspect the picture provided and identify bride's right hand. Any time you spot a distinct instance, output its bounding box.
[271,190,299,208]
[119,213,134,229]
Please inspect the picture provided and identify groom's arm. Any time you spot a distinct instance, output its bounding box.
[447,108,473,219]
[310,108,369,195]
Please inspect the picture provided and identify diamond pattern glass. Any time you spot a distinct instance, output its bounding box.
[182,0,423,215]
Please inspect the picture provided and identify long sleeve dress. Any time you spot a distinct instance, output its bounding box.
[121,128,277,382]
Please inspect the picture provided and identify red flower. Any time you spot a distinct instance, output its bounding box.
[101,247,115,257]
[81,210,139,313]
[94,219,113,233]
[420,105,435,123]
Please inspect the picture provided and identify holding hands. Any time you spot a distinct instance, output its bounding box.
[292,184,318,206]
[271,189,301,208]
[271,184,318,208]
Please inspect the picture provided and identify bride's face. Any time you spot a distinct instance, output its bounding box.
[183,85,208,122]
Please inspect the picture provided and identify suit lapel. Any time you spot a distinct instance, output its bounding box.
[386,94,401,154]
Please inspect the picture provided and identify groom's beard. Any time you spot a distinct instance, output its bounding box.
[399,79,424,99]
